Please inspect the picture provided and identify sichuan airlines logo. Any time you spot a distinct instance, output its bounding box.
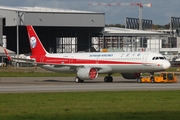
[30,37,37,48]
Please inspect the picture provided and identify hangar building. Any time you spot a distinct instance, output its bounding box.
[0,6,105,55]
[0,5,168,61]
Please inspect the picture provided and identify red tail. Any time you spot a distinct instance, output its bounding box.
[26,26,47,55]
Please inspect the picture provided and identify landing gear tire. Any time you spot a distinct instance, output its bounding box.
[104,76,113,82]
[75,77,84,83]
[150,77,155,83]
[137,77,142,83]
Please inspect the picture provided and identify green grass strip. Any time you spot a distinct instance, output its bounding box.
[0,91,180,120]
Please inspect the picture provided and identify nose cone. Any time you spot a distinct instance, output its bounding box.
[163,61,171,69]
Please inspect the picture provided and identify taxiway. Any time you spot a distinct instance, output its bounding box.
[0,76,179,93]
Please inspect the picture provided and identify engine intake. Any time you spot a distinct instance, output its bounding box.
[77,67,98,80]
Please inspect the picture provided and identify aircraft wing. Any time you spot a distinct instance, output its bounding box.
[7,57,37,65]
[4,49,36,64]
[35,62,102,70]
[8,57,103,71]
[5,56,82,69]
[9,57,35,62]
[4,49,102,71]
[20,61,102,71]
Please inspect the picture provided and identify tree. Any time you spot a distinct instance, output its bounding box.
[152,24,159,30]
[163,23,170,29]
[105,24,125,28]
[105,23,170,30]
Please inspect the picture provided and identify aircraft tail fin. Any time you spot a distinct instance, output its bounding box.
[26,26,47,55]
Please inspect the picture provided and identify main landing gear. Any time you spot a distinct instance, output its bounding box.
[135,73,142,83]
[75,74,114,83]
[104,74,113,82]
[137,77,142,83]
[75,77,84,83]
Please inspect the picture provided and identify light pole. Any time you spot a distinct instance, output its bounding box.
[170,18,172,61]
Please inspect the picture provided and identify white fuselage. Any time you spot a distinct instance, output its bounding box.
[36,51,171,74]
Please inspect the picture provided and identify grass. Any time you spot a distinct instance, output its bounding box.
[0,67,76,77]
[0,71,75,77]
[0,66,179,77]
[0,91,180,120]
[0,67,180,119]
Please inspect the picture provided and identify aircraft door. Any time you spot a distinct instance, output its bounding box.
[142,53,148,65]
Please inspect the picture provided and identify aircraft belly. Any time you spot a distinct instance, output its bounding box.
[110,65,141,72]
[110,64,164,73]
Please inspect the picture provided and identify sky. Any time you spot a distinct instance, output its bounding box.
[0,0,179,25]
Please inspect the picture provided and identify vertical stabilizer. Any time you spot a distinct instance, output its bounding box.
[26,26,47,55]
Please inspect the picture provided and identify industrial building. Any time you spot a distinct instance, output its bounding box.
[0,6,105,55]
[0,5,176,65]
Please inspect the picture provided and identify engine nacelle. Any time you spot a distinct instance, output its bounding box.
[77,67,98,80]
[121,73,141,79]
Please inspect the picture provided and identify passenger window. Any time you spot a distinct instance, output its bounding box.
[152,57,155,60]
[155,57,159,60]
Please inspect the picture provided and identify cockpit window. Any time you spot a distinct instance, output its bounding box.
[152,56,166,60]
[159,57,164,59]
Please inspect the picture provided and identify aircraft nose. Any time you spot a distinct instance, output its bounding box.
[163,61,171,69]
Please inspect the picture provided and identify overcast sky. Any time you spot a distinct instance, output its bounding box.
[0,0,179,25]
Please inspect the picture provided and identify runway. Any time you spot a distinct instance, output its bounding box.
[0,76,180,93]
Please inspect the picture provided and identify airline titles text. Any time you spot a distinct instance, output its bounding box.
[89,54,113,57]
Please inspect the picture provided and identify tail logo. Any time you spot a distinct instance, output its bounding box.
[30,36,37,48]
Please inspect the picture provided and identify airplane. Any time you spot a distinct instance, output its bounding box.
[4,26,171,83]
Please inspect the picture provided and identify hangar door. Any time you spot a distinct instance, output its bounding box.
[56,37,77,53]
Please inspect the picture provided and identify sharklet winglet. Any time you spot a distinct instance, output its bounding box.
[4,49,12,61]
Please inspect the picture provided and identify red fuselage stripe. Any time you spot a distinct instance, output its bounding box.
[31,56,145,65]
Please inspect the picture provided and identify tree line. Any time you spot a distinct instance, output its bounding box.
[105,23,170,30]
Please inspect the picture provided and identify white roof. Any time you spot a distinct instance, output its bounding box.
[0,5,97,13]
[104,27,169,37]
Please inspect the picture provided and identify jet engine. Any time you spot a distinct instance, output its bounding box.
[121,73,141,79]
[77,67,98,80]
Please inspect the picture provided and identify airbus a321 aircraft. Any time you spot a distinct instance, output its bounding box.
[4,26,171,83]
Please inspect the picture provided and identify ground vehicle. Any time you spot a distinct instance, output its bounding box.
[137,73,177,83]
